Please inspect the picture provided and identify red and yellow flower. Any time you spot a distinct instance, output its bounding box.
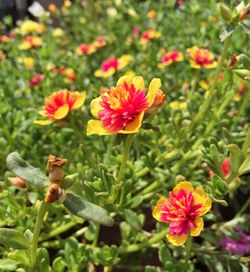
[153,181,212,246]
[140,29,161,45]
[76,43,96,55]
[95,55,132,78]
[34,89,86,125]
[87,75,163,135]
[158,50,184,68]
[18,36,42,50]
[187,46,217,69]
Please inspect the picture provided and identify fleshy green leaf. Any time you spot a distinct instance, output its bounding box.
[123,209,142,231]
[63,193,114,227]
[61,173,79,189]
[239,156,250,175]
[6,152,48,188]
[0,228,29,249]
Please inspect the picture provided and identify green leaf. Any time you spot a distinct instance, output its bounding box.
[63,193,114,227]
[239,156,250,175]
[0,259,17,271]
[33,248,50,272]
[0,228,29,249]
[52,257,66,272]
[6,152,48,188]
[123,209,142,231]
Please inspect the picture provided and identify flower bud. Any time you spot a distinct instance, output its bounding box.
[8,177,27,188]
[234,69,250,80]
[145,89,165,117]
[45,183,65,203]
[219,3,232,22]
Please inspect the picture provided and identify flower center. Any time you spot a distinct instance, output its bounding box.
[159,190,202,235]
[98,82,149,132]
[194,49,213,66]
[162,51,179,63]
[101,58,119,72]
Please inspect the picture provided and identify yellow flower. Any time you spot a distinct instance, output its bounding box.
[18,57,34,70]
[19,20,45,35]
[170,101,187,110]
[153,181,212,246]
[95,55,132,78]
[18,36,42,50]
[87,75,162,135]
[53,28,64,38]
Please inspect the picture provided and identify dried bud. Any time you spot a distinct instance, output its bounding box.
[145,89,166,117]
[229,55,238,68]
[239,3,250,21]
[47,155,67,185]
[45,183,66,203]
[8,177,27,188]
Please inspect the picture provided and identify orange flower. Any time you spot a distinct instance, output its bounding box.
[158,50,184,68]
[34,89,86,125]
[187,46,217,69]
[48,4,58,13]
[87,75,163,135]
[153,181,212,246]
[140,29,161,45]
[147,10,157,19]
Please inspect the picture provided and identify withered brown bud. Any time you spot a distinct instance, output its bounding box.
[45,183,66,203]
[229,54,238,68]
[239,3,250,21]
[8,177,27,188]
[47,155,67,185]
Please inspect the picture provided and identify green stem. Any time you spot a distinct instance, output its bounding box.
[115,134,134,185]
[110,134,134,202]
[92,223,100,246]
[192,36,231,127]
[30,201,49,267]
[188,70,200,101]
[183,234,192,270]
[235,197,250,218]
[39,220,79,242]
[118,228,168,254]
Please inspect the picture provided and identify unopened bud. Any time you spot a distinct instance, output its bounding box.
[234,69,250,80]
[229,55,238,68]
[145,89,166,117]
[8,177,27,188]
[237,54,250,70]
[220,3,232,22]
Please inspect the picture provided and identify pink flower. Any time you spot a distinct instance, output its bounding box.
[29,73,44,87]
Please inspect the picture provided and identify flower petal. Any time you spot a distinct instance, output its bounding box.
[118,55,132,70]
[173,181,194,194]
[147,78,161,107]
[167,233,187,246]
[132,76,145,90]
[193,187,212,215]
[72,91,86,109]
[90,96,103,118]
[87,120,113,136]
[53,104,69,120]
[119,112,144,134]
[33,119,54,125]
[116,75,133,86]
[190,217,204,237]
[152,196,168,222]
